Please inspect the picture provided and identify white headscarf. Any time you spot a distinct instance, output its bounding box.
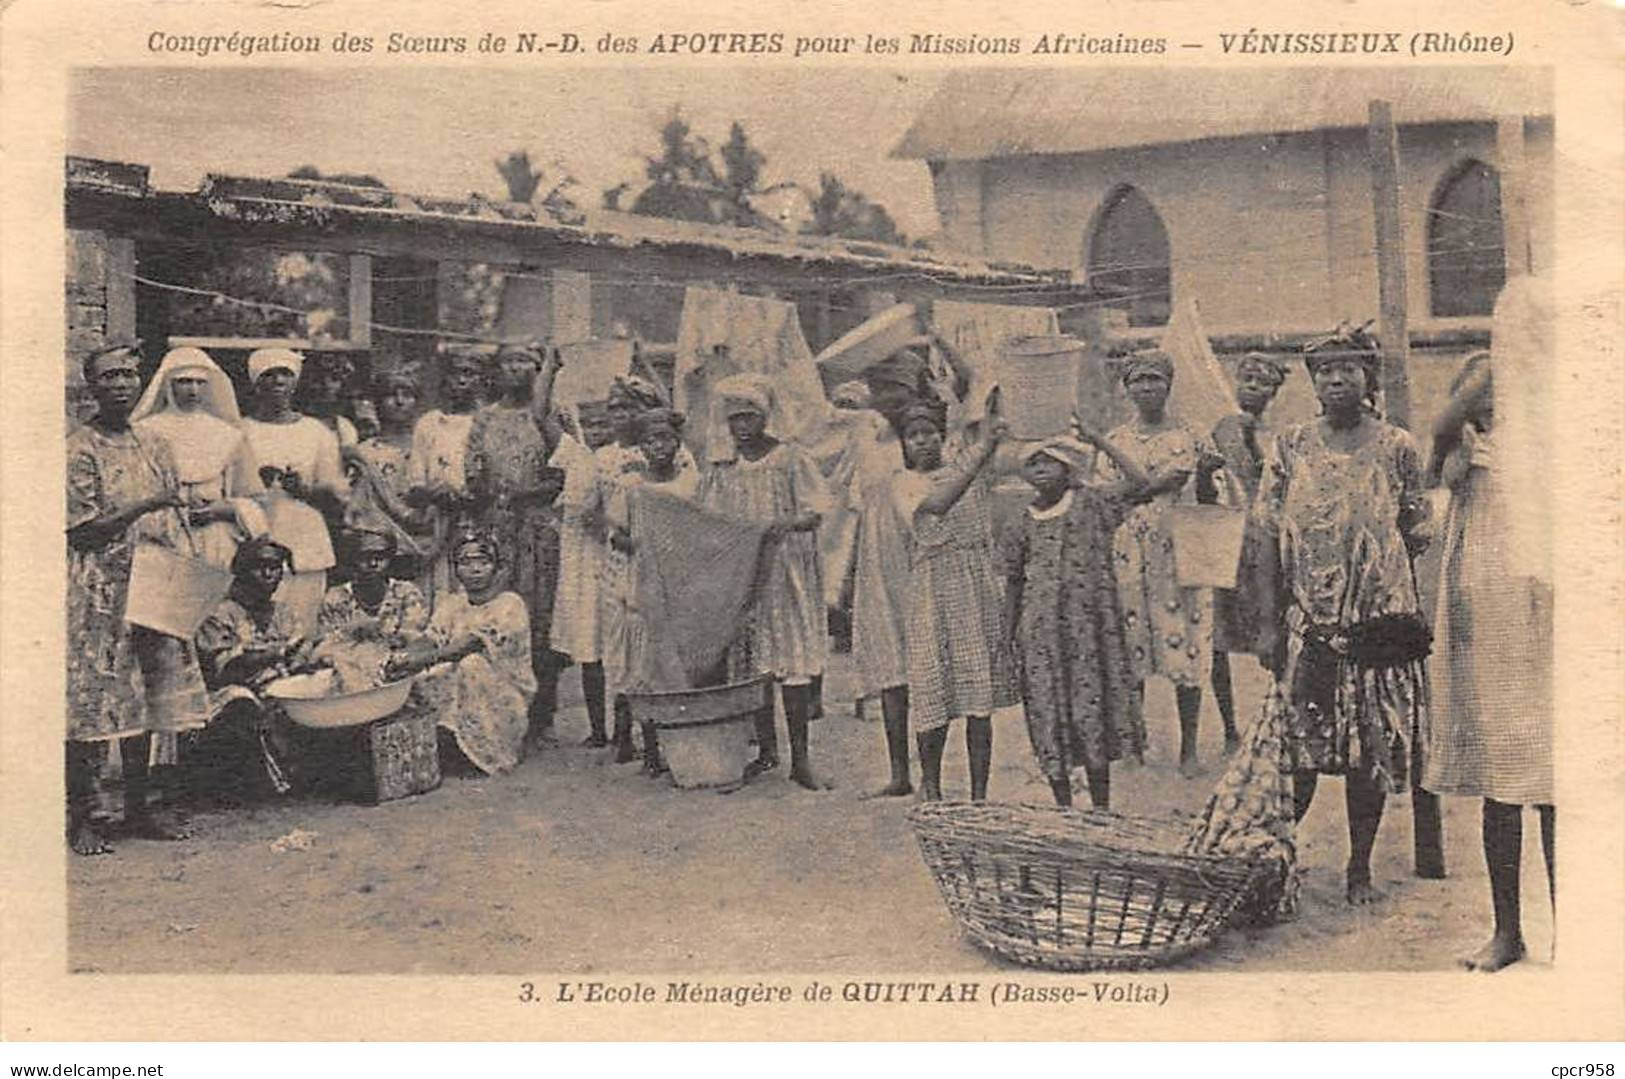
[707,372,779,464]
[247,347,305,384]
[130,346,242,426]
[131,347,254,486]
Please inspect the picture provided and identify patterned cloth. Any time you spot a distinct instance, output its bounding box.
[466,404,563,679]
[593,441,700,692]
[1101,421,1213,688]
[1210,412,1280,657]
[66,424,211,743]
[194,591,306,724]
[699,442,830,686]
[1423,429,1554,805]
[1184,683,1301,925]
[625,483,764,692]
[894,453,1015,731]
[417,591,535,775]
[346,435,438,593]
[1004,487,1142,777]
[314,579,431,692]
[1257,420,1431,791]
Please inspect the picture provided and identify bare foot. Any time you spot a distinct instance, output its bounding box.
[70,822,113,856]
[580,732,608,749]
[1179,757,1206,780]
[743,754,779,780]
[1345,875,1384,906]
[1415,860,1447,880]
[790,767,833,791]
[126,809,190,842]
[861,780,914,800]
[1462,934,1526,972]
[1224,734,1241,756]
[917,785,943,803]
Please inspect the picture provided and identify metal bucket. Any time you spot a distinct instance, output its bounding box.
[1167,505,1247,589]
[628,677,773,789]
[123,542,232,639]
[998,336,1087,440]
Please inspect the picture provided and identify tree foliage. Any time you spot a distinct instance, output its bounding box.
[806,173,906,246]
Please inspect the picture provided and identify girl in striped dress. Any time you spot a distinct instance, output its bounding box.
[893,399,1014,802]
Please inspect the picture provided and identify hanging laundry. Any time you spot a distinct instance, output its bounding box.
[1161,297,1238,440]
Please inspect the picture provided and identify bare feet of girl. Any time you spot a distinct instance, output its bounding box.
[861,780,913,800]
[1345,870,1384,906]
[1462,934,1526,972]
[791,766,833,791]
[70,822,113,856]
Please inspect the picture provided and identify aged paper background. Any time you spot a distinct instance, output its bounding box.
[2,0,1621,1043]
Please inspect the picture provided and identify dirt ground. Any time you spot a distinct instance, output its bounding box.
[67,650,1554,977]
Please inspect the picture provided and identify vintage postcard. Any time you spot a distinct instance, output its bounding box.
[1,0,1621,1045]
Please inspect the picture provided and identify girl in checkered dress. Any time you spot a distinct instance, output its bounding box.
[893,399,1016,802]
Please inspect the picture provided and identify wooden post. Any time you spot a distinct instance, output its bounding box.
[1496,115,1533,278]
[1366,100,1412,430]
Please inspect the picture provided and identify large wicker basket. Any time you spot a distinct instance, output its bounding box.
[909,802,1263,971]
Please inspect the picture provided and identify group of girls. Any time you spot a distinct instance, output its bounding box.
[849,310,1553,974]
[67,294,1555,975]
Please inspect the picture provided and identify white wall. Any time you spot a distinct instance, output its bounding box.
[931,120,1553,339]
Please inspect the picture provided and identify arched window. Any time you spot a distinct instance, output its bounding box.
[1086,185,1171,328]
[1428,160,1506,318]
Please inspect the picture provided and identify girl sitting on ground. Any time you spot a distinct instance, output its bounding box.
[191,538,311,799]
[313,526,431,693]
[387,530,535,777]
[1003,426,1150,809]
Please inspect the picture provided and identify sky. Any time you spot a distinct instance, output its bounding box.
[68,67,947,238]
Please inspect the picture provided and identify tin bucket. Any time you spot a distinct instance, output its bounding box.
[124,542,231,638]
[998,336,1086,440]
[628,677,773,789]
[1167,505,1247,589]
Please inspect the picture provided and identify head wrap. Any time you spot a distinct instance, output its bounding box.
[831,381,872,410]
[1303,322,1382,381]
[706,373,779,463]
[897,397,948,437]
[634,407,686,440]
[1120,349,1174,385]
[713,373,774,419]
[496,342,545,368]
[230,537,293,578]
[1236,352,1288,389]
[1024,436,1094,474]
[610,374,668,411]
[81,339,142,380]
[1449,349,1492,400]
[129,346,243,427]
[451,527,501,565]
[371,363,422,395]
[342,523,398,559]
[865,348,931,394]
[248,347,305,384]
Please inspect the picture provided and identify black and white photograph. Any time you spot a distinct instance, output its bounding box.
[3,0,1622,1055]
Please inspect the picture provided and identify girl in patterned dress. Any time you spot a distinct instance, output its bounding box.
[388,531,536,776]
[699,374,831,790]
[1003,429,1149,809]
[1208,353,1289,753]
[1101,351,1225,778]
[67,343,212,854]
[607,408,702,774]
[1257,328,1436,904]
[344,366,438,591]
[893,399,1014,802]
[593,376,698,761]
[407,349,485,602]
[465,345,567,748]
[313,528,431,692]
